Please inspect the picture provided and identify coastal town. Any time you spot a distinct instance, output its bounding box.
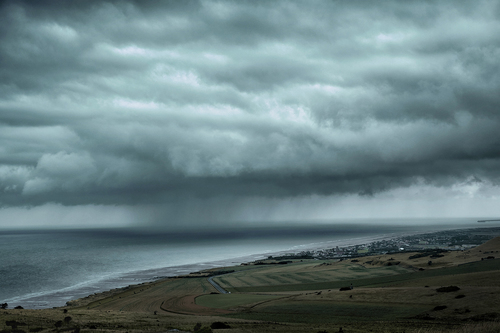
[266,227,500,261]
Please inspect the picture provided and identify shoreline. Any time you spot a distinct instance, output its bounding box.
[6,223,499,310]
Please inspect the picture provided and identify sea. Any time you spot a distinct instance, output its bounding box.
[0,218,492,309]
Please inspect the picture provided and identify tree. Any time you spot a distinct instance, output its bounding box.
[1,303,7,309]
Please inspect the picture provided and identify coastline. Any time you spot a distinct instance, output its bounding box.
[6,223,498,310]
[3,233,397,309]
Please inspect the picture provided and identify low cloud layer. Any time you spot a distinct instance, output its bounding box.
[1,1,499,227]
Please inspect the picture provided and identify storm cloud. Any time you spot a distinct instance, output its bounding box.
[1,0,499,227]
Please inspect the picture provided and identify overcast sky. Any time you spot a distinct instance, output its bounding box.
[1,0,499,229]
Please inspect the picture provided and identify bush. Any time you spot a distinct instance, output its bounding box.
[430,254,444,258]
[436,286,460,292]
[339,286,351,291]
[210,322,231,329]
[433,305,447,311]
[409,249,448,260]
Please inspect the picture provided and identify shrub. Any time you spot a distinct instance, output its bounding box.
[193,323,202,331]
[433,305,447,311]
[339,286,351,291]
[430,254,444,258]
[210,322,231,329]
[436,286,460,292]
[409,249,448,260]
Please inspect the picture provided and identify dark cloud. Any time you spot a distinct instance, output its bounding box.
[0,0,499,225]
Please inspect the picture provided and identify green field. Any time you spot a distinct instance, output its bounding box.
[223,301,429,324]
[193,257,500,327]
[214,260,411,292]
[215,259,500,293]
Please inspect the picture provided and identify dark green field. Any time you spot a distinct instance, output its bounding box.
[223,301,429,324]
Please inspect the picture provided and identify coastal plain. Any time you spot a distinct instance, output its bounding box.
[2,233,500,333]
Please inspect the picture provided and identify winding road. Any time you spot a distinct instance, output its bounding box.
[207,276,229,294]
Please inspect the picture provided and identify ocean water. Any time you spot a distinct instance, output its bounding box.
[0,218,486,309]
